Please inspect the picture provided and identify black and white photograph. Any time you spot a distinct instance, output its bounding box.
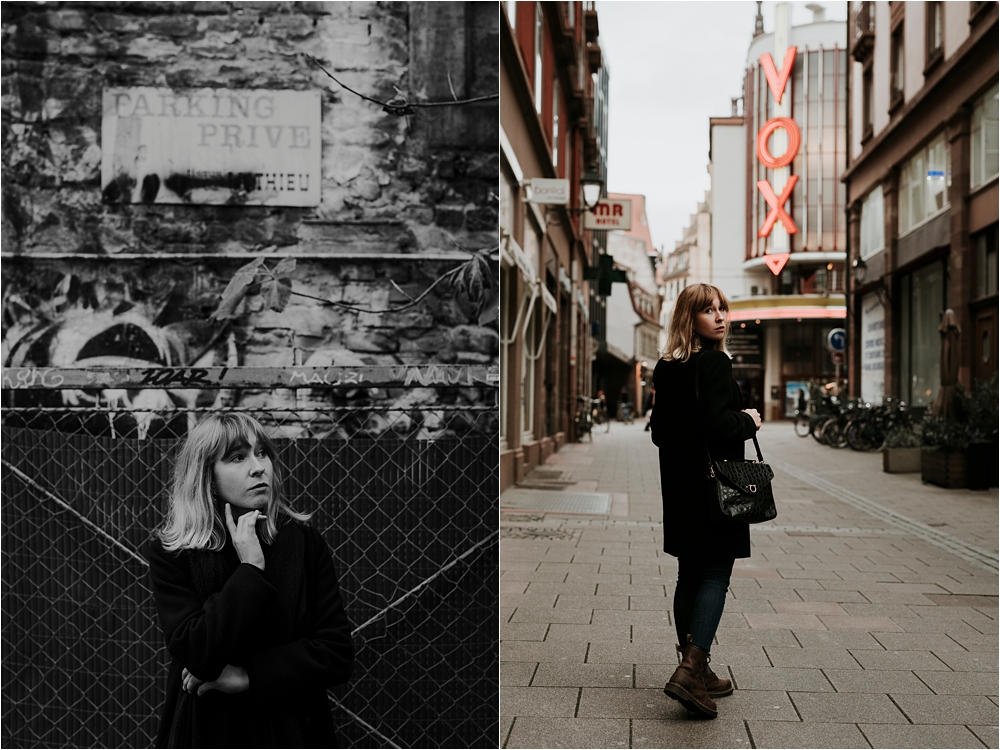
[1,2,499,748]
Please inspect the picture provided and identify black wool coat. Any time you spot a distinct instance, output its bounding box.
[650,349,759,560]
[147,521,354,749]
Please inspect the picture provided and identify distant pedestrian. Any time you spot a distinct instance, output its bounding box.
[644,388,655,432]
[147,413,355,747]
[649,283,761,719]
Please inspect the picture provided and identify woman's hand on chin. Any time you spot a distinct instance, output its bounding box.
[194,664,250,697]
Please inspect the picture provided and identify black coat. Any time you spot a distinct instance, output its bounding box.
[650,349,759,560]
[147,521,354,748]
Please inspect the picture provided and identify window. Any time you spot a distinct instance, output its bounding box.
[499,170,517,232]
[890,24,904,107]
[900,261,946,406]
[859,185,885,259]
[971,83,999,189]
[567,1,574,27]
[862,64,874,139]
[926,2,943,65]
[974,227,998,300]
[534,3,543,114]
[552,78,560,169]
[899,132,951,235]
[506,0,516,29]
[499,264,515,447]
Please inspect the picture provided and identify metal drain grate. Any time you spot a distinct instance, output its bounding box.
[530,469,568,480]
[500,489,611,514]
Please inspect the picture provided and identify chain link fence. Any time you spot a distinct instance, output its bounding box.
[1,366,499,748]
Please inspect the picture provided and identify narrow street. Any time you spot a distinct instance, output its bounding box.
[500,421,999,749]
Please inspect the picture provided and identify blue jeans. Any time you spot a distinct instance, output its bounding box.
[673,557,735,654]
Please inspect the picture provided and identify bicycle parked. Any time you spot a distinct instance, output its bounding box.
[844,397,916,451]
[591,397,611,433]
[574,396,595,442]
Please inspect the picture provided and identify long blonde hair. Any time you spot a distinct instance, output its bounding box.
[158,413,310,552]
[661,283,731,362]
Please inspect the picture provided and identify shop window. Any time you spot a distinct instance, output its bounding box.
[899,261,946,406]
[890,24,905,109]
[899,132,950,235]
[971,83,999,189]
[782,322,815,377]
[974,226,999,300]
[859,185,885,259]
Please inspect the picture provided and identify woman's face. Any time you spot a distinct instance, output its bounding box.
[212,434,272,510]
[693,297,727,342]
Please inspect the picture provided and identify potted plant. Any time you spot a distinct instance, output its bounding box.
[920,375,998,489]
[921,407,969,489]
[883,425,922,473]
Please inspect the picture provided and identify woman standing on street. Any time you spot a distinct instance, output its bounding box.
[147,413,355,747]
[649,284,761,719]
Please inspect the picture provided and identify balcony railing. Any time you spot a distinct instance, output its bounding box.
[851,2,875,62]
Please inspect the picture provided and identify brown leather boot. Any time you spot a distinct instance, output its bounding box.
[676,639,733,697]
[663,638,718,718]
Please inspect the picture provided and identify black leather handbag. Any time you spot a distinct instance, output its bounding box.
[695,359,778,525]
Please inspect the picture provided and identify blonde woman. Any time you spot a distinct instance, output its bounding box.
[147,413,354,747]
[649,284,761,719]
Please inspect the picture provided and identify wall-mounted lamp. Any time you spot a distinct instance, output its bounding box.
[852,256,867,286]
[581,170,604,210]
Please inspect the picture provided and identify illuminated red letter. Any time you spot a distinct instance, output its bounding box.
[756,117,801,169]
[759,47,797,104]
[757,176,799,237]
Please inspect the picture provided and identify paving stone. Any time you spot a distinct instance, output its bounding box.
[889,617,980,634]
[822,669,933,694]
[777,568,843,580]
[500,715,514,746]
[719,611,751,628]
[596,563,663,576]
[555,595,628,610]
[789,691,908,723]
[796,588,870,603]
[872,632,969,651]
[501,641,587,663]
[628,595,676,611]
[723,598,783,613]
[532,661,633,688]
[591,609,675,626]
[564,572,631,586]
[500,686,579,717]
[857,723,987,748]
[524,581,600,595]
[586,641,676,665]
[501,580,530,594]
[913,670,1000,695]
[504,593,560,608]
[577,687,676,719]
[842,602,924,618]
[745,719,870,747]
[730,665,834,692]
[861,591,938,605]
[850,649,952,671]
[707,645,772,667]
[771,600,849,615]
[544,623,631,642]
[745,613,827,630]
[504,717,629,748]
[502,622,550,641]
[968,725,999,748]
[765,647,862,669]
[501,662,538,687]
[889,693,1000,725]
[509,608,593,625]
[790,630,884,649]
[701,689,800,721]
[713,628,799,648]
[631,718,752,748]
[819,615,904,631]
[932,651,999,672]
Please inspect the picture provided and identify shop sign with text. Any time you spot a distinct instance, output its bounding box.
[584,199,632,231]
[101,87,321,206]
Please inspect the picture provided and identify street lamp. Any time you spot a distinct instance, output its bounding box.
[581,170,603,210]
[852,256,867,286]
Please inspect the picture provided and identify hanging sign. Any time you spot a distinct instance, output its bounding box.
[584,199,632,230]
[526,178,570,204]
[756,46,799,255]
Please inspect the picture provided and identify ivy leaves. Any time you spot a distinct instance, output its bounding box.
[452,246,500,326]
[210,253,296,321]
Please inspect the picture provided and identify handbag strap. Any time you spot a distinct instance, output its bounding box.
[693,352,765,463]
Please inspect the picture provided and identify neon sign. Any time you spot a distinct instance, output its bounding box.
[756,46,798,276]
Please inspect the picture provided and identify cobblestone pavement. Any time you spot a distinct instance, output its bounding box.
[500,421,999,749]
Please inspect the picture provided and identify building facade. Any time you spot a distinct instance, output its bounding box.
[709,4,849,420]
[499,1,606,491]
[844,1,998,407]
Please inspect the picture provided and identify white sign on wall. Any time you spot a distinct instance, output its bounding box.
[526,178,570,204]
[101,88,321,206]
[860,293,885,405]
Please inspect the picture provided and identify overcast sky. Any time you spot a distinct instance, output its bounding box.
[596,1,848,253]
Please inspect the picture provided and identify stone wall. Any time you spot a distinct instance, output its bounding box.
[1,2,498,405]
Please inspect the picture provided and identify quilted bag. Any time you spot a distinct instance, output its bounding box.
[695,356,778,525]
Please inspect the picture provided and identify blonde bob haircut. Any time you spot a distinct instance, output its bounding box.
[158,412,310,552]
[661,283,731,362]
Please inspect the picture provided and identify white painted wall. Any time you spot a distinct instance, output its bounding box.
[904,3,925,103]
[944,1,970,61]
[873,0,891,136]
[709,122,746,302]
